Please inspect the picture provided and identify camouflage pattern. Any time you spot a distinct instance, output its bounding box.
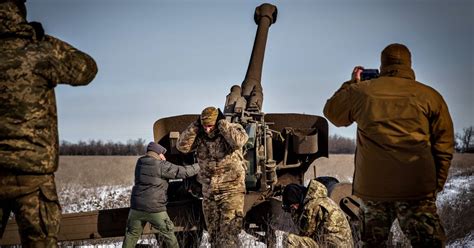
[0,174,61,247]
[177,119,248,200]
[0,2,97,246]
[288,180,353,248]
[361,198,446,247]
[0,2,98,174]
[203,193,244,247]
[200,106,218,126]
[287,233,319,247]
[177,118,248,247]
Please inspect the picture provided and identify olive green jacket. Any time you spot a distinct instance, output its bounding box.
[323,65,454,201]
[0,2,98,174]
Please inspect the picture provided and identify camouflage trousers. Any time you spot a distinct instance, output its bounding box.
[361,198,446,248]
[285,232,351,248]
[203,193,244,248]
[286,233,319,248]
[0,172,61,248]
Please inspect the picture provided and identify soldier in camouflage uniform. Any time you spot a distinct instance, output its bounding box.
[282,180,353,248]
[176,106,248,248]
[0,0,97,246]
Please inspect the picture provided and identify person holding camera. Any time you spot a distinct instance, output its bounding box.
[176,106,248,248]
[281,180,353,247]
[0,0,97,246]
[323,43,454,247]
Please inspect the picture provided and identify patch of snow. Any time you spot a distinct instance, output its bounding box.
[437,175,472,207]
[448,230,474,248]
[59,184,131,213]
[58,174,473,247]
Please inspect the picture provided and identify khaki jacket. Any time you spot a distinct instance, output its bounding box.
[324,65,454,200]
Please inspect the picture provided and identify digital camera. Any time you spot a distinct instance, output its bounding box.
[361,69,379,81]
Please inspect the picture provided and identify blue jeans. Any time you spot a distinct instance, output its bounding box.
[122,209,178,248]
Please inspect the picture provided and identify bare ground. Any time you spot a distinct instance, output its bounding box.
[56,155,138,188]
[56,154,356,189]
[57,154,473,188]
[306,154,355,183]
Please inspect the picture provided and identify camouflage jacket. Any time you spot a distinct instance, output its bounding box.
[176,119,248,200]
[0,2,97,174]
[292,180,353,247]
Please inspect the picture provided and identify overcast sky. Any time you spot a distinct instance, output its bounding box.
[27,0,473,143]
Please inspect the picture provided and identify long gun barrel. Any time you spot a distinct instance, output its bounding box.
[225,4,277,113]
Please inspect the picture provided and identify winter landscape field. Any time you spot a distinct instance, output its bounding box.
[52,154,473,247]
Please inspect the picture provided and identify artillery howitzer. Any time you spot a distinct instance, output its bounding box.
[0,3,359,247]
[153,3,360,246]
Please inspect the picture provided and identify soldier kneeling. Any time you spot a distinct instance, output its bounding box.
[282,180,354,248]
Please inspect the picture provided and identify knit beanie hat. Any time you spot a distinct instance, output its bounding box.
[146,142,167,155]
[200,107,218,126]
[381,43,412,68]
[282,184,307,207]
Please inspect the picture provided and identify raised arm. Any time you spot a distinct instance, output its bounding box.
[217,119,248,150]
[176,121,200,153]
[323,80,356,127]
[42,35,98,86]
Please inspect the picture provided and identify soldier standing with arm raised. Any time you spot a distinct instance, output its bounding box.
[176,107,248,248]
[0,0,98,246]
[323,43,454,247]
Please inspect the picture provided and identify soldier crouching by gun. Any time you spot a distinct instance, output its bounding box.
[0,0,98,246]
[281,180,353,248]
[176,107,248,248]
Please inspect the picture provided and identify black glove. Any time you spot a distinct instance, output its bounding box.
[29,21,44,41]
[216,108,226,128]
[217,108,225,121]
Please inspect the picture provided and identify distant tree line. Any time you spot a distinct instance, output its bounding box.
[60,136,357,155]
[59,139,147,155]
[328,134,356,154]
[59,126,472,155]
[327,125,474,154]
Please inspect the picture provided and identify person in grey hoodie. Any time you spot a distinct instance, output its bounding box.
[122,142,199,248]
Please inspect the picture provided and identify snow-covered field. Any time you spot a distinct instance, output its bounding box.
[438,175,474,247]
[55,154,473,247]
